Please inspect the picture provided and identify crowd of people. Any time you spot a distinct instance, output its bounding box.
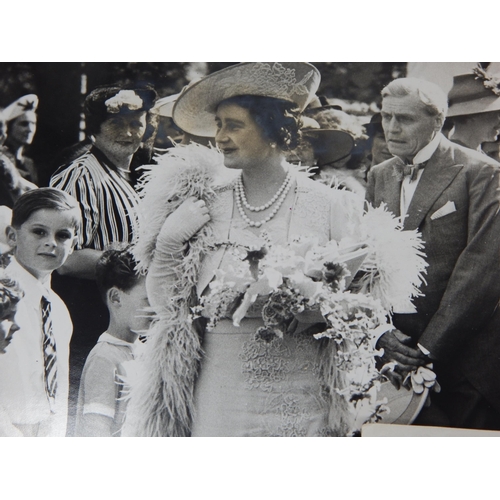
[0,61,499,437]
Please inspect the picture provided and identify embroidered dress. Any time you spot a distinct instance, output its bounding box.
[192,194,332,436]
[191,175,360,436]
[124,147,363,437]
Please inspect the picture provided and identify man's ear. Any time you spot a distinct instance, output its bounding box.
[107,287,122,307]
[5,226,17,249]
[434,114,445,133]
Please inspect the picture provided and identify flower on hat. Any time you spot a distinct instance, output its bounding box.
[104,90,143,113]
[472,65,500,96]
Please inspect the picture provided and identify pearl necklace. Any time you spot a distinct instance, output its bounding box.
[237,168,293,212]
[235,170,293,228]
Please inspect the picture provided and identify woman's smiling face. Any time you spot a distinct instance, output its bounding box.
[214,102,276,169]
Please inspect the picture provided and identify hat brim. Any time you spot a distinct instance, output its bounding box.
[153,94,180,118]
[447,94,500,117]
[302,128,355,166]
[172,62,321,137]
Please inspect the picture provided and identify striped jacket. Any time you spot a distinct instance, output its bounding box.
[50,147,140,250]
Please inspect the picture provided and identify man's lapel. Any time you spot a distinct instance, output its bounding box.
[403,139,464,230]
[380,158,403,217]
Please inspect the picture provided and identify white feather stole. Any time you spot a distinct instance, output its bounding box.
[124,143,236,436]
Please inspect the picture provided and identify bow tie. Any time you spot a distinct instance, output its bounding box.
[392,162,427,182]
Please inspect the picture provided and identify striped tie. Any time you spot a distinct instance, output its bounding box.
[41,296,57,401]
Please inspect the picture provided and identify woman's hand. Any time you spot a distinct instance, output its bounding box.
[146,197,210,313]
[157,196,211,253]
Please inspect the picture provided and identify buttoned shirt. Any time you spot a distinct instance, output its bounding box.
[399,133,441,218]
[0,258,73,436]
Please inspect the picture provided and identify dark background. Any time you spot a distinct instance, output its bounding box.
[0,62,407,185]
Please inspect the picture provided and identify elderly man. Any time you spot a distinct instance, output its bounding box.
[366,77,500,430]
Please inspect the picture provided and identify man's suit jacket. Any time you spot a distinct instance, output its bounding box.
[366,135,500,412]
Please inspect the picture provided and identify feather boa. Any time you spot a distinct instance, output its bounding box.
[124,143,237,436]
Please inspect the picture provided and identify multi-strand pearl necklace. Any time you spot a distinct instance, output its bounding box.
[235,169,293,228]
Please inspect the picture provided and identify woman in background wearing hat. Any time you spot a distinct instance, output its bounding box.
[48,84,157,434]
[0,110,37,207]
[447,67,500,152]
[1,94,40,185]
[125,63,363,437]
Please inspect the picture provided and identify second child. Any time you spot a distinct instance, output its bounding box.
[75,248,152,437]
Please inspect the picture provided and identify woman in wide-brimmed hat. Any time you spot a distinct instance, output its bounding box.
[124,63,364,437]
[447,67,500,151]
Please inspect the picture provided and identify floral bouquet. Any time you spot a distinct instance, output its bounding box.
[196,204,433,434]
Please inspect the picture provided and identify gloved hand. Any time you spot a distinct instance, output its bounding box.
[156,196,211,254]
[146,197,210,313]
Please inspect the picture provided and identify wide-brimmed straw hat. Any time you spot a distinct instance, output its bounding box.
[172,62,321,137]
[447,71,500,118]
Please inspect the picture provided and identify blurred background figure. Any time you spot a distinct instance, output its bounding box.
[297,96,369,194]
[363,112,393,167]
[2,95,39,185]
[0,110,37,207]
[446,67,500,152]
[482,137,500,161]
[153,90,215,150]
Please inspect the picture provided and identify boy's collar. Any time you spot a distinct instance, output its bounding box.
[7,257,52,302]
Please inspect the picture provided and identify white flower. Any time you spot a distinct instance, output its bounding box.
[105,90,143,113]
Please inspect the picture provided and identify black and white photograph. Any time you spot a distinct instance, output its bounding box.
[2,4,500,493]
[1,61,500,441]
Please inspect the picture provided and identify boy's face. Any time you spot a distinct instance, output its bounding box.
[120,277,152,335]
[6,209,77,280]
[0,303,20,354]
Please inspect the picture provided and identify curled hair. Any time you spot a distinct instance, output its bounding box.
[381,77,448,119]
[218,95,302,151]
[0,272,23,319]
[96,247,141,303]
[11,187,82,233]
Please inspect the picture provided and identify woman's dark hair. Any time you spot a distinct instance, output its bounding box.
[85,83,158,137]
[219,95,302,151]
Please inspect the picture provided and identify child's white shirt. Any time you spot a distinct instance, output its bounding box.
[0,257,73,436]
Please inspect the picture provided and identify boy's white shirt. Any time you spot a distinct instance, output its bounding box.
[0,257,73,436]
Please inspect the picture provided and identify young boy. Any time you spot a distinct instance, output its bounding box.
[0,187,81,436]
[75,248,151,437]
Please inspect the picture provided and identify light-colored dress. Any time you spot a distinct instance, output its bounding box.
[124,156,363,437]
[190,174,361,436]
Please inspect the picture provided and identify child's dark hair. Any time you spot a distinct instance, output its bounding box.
[96,247,141,303]
[11,187,82,232]
[218,95,302,151]
[0,272,23,319]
